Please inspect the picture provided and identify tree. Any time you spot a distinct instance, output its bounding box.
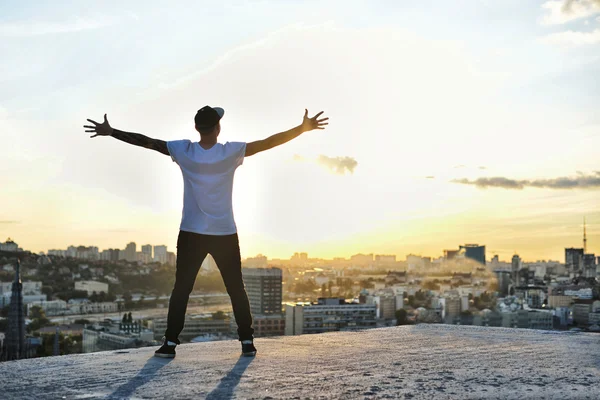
[27,306,53,333]
[127,312,133,323]
[395,309,408,326]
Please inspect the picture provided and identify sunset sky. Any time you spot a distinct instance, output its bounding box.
[1,0,599,262]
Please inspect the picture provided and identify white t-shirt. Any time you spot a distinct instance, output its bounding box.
[167,140,246,235]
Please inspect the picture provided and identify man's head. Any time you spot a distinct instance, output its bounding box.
[194,106,224,136]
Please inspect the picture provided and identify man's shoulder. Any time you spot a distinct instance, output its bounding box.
[223,141,246,153]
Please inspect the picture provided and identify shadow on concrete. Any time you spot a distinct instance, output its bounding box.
[206,356,254,400]
[107,356,173,399]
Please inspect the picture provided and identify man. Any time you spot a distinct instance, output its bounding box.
[83,106,329,357]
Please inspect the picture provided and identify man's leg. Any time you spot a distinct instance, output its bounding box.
[164,230,208,344]
[210,233,254,341]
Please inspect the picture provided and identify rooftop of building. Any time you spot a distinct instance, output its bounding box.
[1,325,599,399]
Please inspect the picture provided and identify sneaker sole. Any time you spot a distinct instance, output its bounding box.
[154,352,176,358]
[242,351,256,357]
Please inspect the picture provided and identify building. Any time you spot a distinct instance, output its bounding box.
[68,301,119,315]
[573,302,593,326]
[244,314,285,337]
[460,244,486,265]
[0,238,21,252]
[124,242,136,263]
[74,280,109,295]
[244,254,268,268]
[548,295,573,308]
[366,295,397,320]
[350,253,374,266]
[443,250,460,261]
[494,270,511,296]
[443,296,461,323]
[167,251,176,266]
[375,255,396,264]
[154,245,168,264]
[141,244,153,260]
[565,248,584,277]
[150,317,231,342]
[511,255,522,286]
[582,254,597,278]
[27,300,68,316]
[83,319,154,353]
[99,249,120,262]
[242,268,282,315]
[0,281,42,296]
[406,254,425,271]
[285,298,377,335]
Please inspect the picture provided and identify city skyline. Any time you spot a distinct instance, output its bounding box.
[2,1,599,263]
[3,228,595,264]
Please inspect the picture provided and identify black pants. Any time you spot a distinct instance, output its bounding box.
[164,230,254,343]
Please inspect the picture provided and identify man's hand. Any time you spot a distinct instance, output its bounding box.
[84,114,114,138]
[301,109,329,133]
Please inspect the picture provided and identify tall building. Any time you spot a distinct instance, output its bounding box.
[125,242,136,263]
[494,270,511,296]
[6,260,25,360]
[460,244,486,265]
[141,245,153,260]
[583,254,597,279]
[511,254,522,286]
[242,268,282,315]
[565,248,584,277]
[154,245,168,264]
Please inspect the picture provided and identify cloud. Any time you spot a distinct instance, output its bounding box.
[452,171,600,190]
[292,154,358,175]
[0,15,120,37]
[317,155,358,175]
[541,0,600,25]
[478,166,487,170]
[454,165,466,169]
[0,220,20,224]
[541,28,600,46]
[425,176,435,179]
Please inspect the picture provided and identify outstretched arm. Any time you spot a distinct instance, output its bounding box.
[83,114,169,156]
[245,109,329,157]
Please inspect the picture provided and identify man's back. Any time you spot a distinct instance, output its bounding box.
[167,140,247,235]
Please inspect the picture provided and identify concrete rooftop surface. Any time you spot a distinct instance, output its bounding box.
[1,325,599,400]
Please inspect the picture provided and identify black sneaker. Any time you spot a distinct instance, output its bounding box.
[154,339,176,358]
[241,340,256,357]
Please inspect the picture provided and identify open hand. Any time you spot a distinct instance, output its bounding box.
[84,114,113,137]
[301,109,329,132]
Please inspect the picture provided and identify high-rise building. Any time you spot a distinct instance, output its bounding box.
[242,268,282,315]
[494,270,511,296]
[511,254,522,286]
[6,260,25,360]
[565,248,584,277]
[583,254,597,279]
[460,244,486,265]
[153,245,168,264]
[125,242,136,263]
[141,245,153,260]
